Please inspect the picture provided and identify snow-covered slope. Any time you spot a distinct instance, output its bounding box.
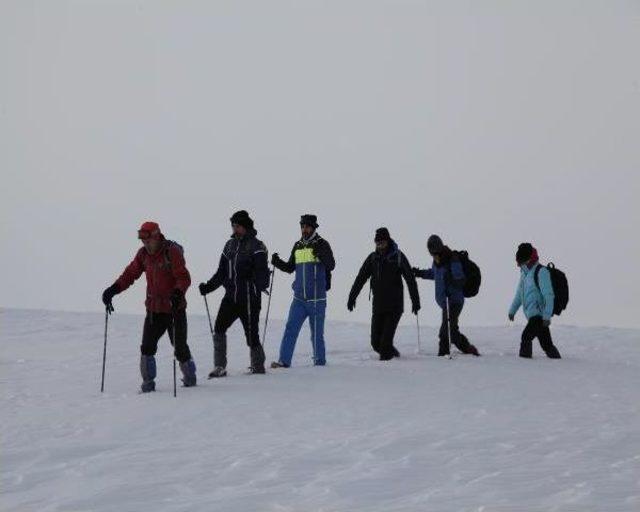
[2,308,639,511]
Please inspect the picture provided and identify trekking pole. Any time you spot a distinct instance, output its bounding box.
[247,282,253,370]
[416,311,421,354]
[172,313,177,398]
[262,268,275,347]
[313,266,318,364]
[101,307,109,392]
[204,295,215,369]
[446,297,453,360]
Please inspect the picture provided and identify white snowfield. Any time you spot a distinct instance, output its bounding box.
[1,308,639,512]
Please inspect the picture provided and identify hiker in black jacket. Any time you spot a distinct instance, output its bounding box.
[199,210,270,377]
[348,228,420,360]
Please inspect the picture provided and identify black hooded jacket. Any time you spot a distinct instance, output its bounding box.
[349,240,420,314]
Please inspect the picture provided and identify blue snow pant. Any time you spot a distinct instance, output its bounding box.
[278,297,327,366]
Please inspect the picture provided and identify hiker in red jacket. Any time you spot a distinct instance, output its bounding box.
[101,221,197,392]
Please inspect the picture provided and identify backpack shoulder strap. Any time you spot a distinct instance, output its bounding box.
[534,264,542,290]
[163,240,183,267]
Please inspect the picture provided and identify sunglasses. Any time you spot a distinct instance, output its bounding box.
[138,230,155,241]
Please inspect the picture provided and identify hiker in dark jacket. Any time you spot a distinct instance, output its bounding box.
[508,243,561,359]
[270,214,335,368]
[413,234,480,357]
[101,221,196,392]
[199,210,270,377]
[348,228,420,360]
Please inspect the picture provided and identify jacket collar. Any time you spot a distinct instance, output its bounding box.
[301,231,319,244]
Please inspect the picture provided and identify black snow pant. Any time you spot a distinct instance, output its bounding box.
[520,316,561,359]
[213,296,265,369]
[371,311,403,360]
[140,309,192,363]
[438,301,474,356]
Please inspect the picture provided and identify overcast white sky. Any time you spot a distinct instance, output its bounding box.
[1,1,639,330]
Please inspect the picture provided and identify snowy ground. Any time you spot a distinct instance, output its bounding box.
[1,308,639,512]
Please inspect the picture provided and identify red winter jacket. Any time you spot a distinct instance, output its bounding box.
[115,239,191,313]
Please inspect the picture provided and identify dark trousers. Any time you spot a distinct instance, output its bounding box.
[371,311,402,360]
[520,316,561,358]
[140,309,192,363]
[438,301,473,355]
[213,296,264,369]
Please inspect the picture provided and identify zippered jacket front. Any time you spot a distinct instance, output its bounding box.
[204,229,269,304]
[273,232,335,301]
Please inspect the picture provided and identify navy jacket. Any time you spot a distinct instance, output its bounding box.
[415,247,465,309]
[204,229,269,304]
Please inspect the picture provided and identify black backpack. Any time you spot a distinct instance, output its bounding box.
[454,250,481,298]
[534,263,569,316]
[163,240,184,269]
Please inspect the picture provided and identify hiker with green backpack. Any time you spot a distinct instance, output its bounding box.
[413,235,481,357]
[508,243,564,359]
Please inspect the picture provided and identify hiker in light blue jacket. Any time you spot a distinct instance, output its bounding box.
[508,243,561,359]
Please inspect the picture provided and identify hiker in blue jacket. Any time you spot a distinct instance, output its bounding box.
[508,243,561,359]
[413,235,480,356]
[270,214,335,368]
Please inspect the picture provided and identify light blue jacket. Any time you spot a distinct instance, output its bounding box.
[509,263,555,321]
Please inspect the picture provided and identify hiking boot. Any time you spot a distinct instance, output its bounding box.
[208,366,227,379]
[140,380,156,393]
[140,355,156,393]
[270,361,290,369]
[467,345,481,356]
[179,359,197,387]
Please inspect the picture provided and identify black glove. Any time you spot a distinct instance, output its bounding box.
[412,267,421,277]
[102,284,118,314]
[271,253,281,266]
[543,319,551,327]
[508,313,515,322]
[199,282,212,296]
[347,296,356,312]
[170,289,183,311]
[412,303,421,315]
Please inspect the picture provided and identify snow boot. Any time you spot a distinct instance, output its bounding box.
[270,361,290,369]
[179,359,197,387]
[546,348,562,359]
[140,355,156,393]
[213,333,227,369]
[519,340,533,359]
[208,366,227,379]
[467,344,481,356]
[249,344,266,374]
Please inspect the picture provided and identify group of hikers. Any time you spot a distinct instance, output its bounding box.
[101,211,566,393]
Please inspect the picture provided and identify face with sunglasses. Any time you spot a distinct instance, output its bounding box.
[138,229,162,254]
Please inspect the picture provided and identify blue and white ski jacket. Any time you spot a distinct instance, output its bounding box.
[273,232,335,302]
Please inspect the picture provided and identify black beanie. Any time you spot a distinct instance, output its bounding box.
[516,243,534,265]
[230,210,254,230]
[375,227,391,242]
[300,214,319,229]
[427,234,444,255]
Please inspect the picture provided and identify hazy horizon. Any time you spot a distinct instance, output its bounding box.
[2,1,639,330]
